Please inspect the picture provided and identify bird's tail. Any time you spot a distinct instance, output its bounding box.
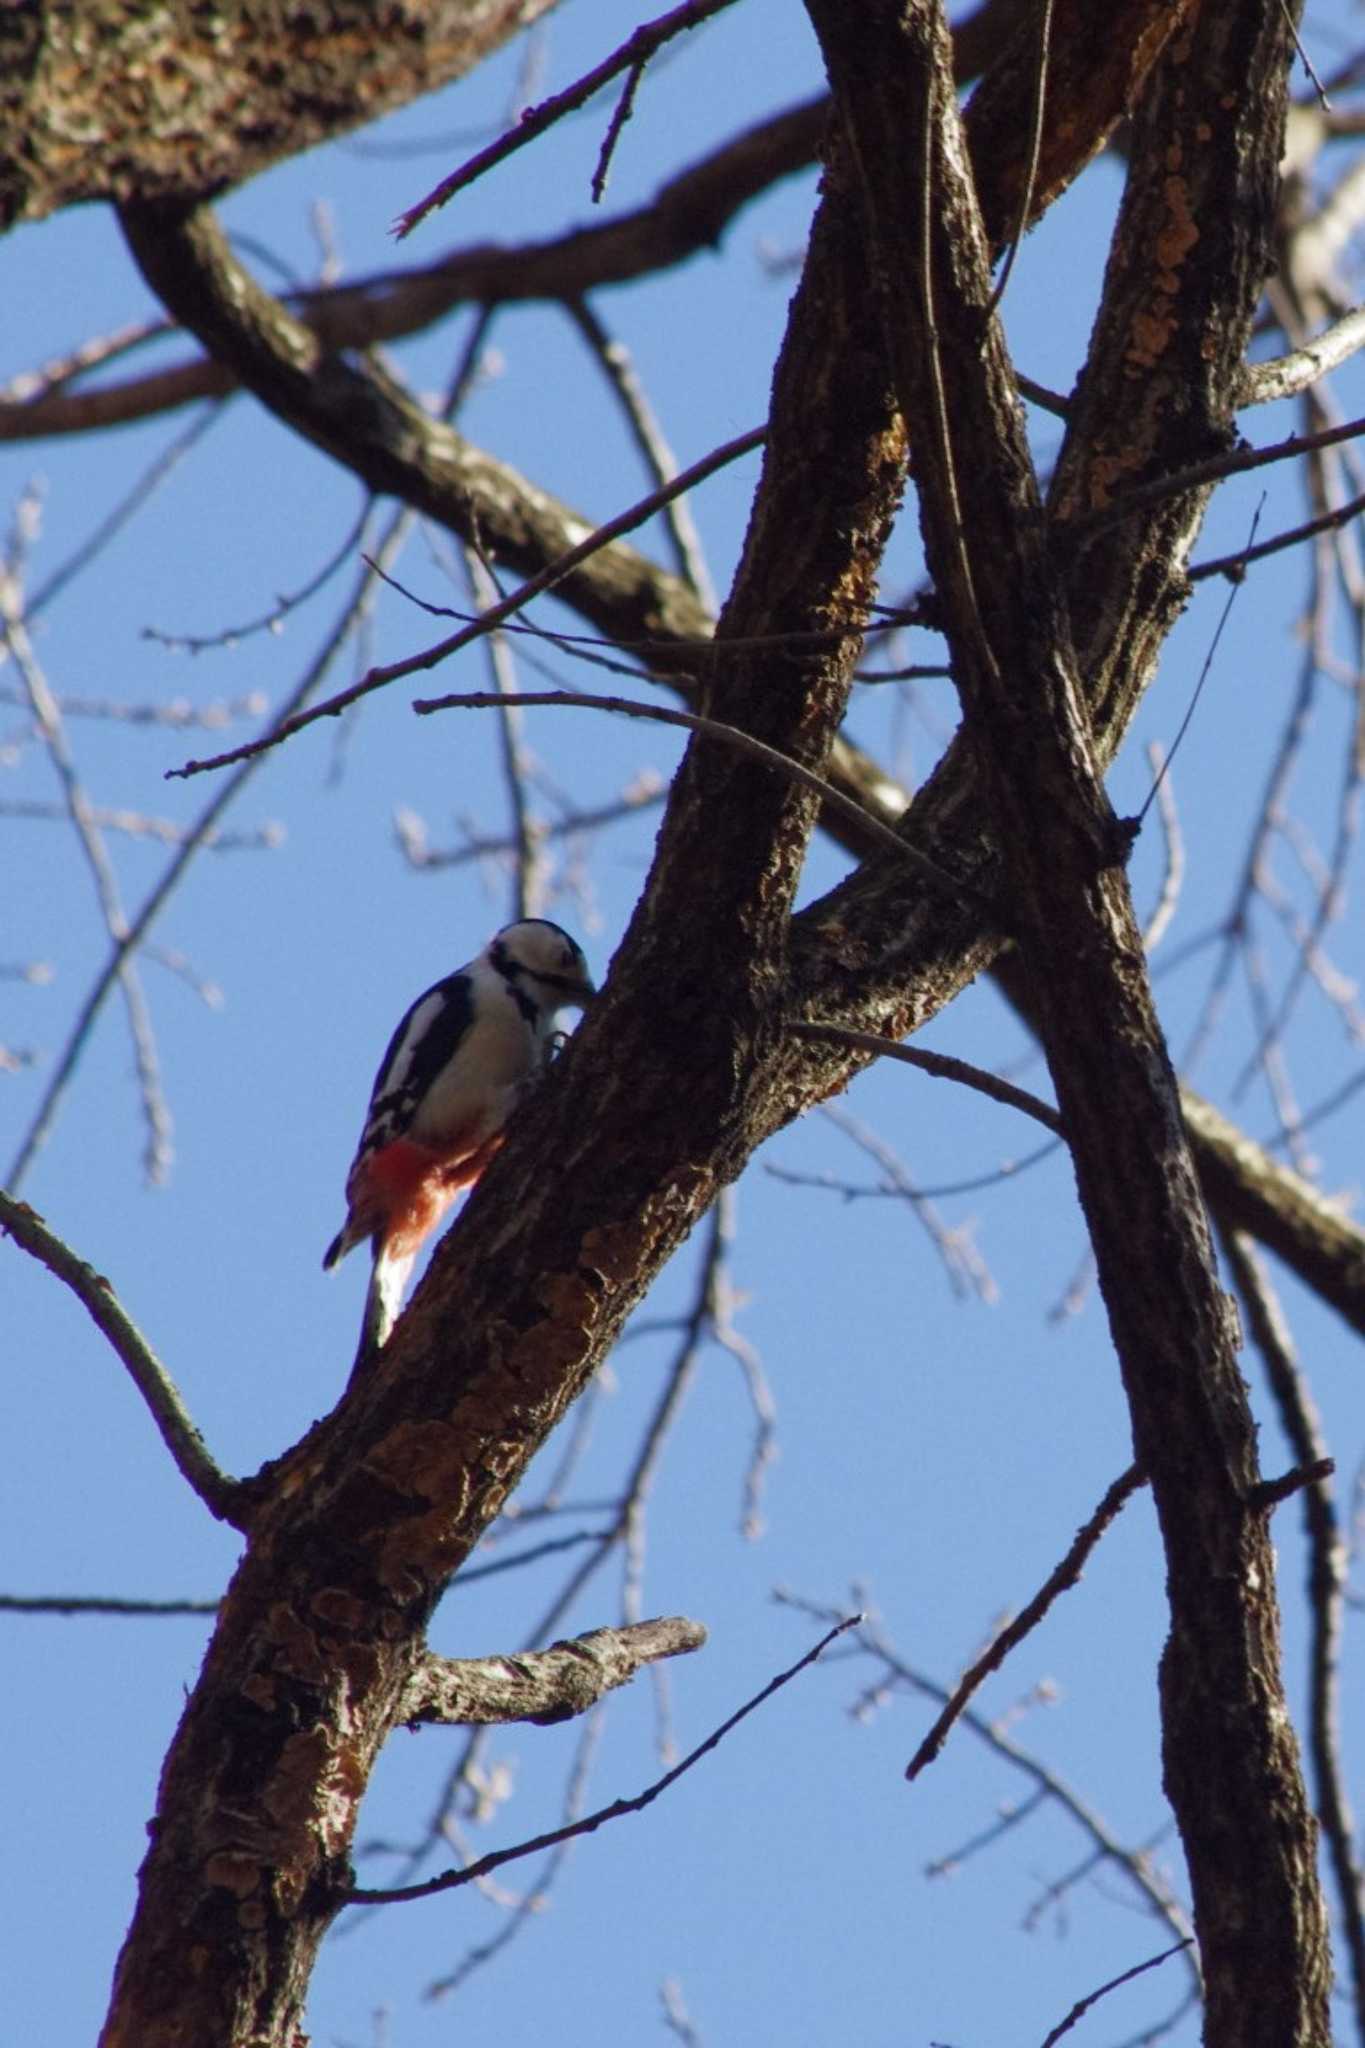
[350,1241,416,1374]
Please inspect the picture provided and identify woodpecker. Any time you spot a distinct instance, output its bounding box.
[324,918,594,1353]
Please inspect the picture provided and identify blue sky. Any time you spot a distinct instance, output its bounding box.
[5,4,1365,2044]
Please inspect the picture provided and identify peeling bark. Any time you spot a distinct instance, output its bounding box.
[401,1616,707,1725]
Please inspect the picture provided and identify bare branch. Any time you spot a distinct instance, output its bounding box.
[1,569,172,1183]
[1038,1941,1195,2048]
[905,1465,1145,1780]
[366,1205,741,1902]
[1182,1090,1365,1340]
[1220,1228,1365,2034]
[10,100,824,446]
[167,431,766,781]
[0,1593,219,1617]
[818,1102,999,1301]
[1141,743,1184,951]
[400,1617,707,1727]
[789,1018,1061,1133]
[461,547,544,922]
[777,1593,1198,1964]
[5,497,416,1192]
[143,494,372,652]
[349,1617,859,1905]
[1190,483,1365,581]
[1082,411,1365,534]
[1237,305,1365,406]
[393,0,743,239]
[565,296,717,609]
[414,689,990,912]
[0,1190,245,1527]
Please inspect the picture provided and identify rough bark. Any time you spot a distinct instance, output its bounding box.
[99,114,899,2048]
[93,0,1343,2039]
[804,2,1331,2044]
[401,1616,706,1725]
[2,0,559,229]
[0,0,1043,238]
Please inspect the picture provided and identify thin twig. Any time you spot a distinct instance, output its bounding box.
[347,1616,859,1904]
[765,1135,1059,1202]
[789,1019,1062,1133]
[778,1592,1198,1964]
[424,1707,605,1998]
[0,799,281,853]
[462,547,543,921]
[1039,1941,1195,2048]
[456,1529,610,1585]
[393,0,743,238]
[1,572,173,1182]
[395,782,666,874]
[1137,497,1264,826]
[168,427,768,781]
[27,401,226,621]
[906,1465,1145,1780]
[0,1190,244,1526]
[983,0,1053,318]
[660,1976,702,2047]
[819,1102,997,1301]
[0,1593,220,1616]
[1141,744,1184,952]
[1190,484,1365,581]
[565,296,717,607]
[591,58,646,203]
[5,500,416,1191]
[708,1188,775,1540]
[144,494,373,652]
[416,689,991,913]
[1080,412,1365,534]
[1280,2,1331,111]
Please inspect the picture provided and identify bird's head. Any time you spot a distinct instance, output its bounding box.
[487,918,595,1019]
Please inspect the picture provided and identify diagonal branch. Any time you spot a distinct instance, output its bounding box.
[905,1465,1145,1780]
[394,0,744,238]
[789,1019,1061,1133]
[1219,1228,1365,2038]
[166,434,765,781]
[115,195,720,670]
[9,100,826,444]
[803,4,1330,2044]
[0,1190,245,1527]
[353,1618,857,1905]
[412,688,986,910]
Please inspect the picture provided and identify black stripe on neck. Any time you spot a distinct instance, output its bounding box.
[489,938,540,1028]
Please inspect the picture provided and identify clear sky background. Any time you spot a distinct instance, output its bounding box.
[5,3,1365,2044]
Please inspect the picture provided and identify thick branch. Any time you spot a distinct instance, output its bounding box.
[401,1617,707,1726]
[804,5,1329,2045]
[2,0,560,228]
[97,6,1341,2040]
[116,198,718,662]
[1184,1091,1365,1338]
[5,99,827,442]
